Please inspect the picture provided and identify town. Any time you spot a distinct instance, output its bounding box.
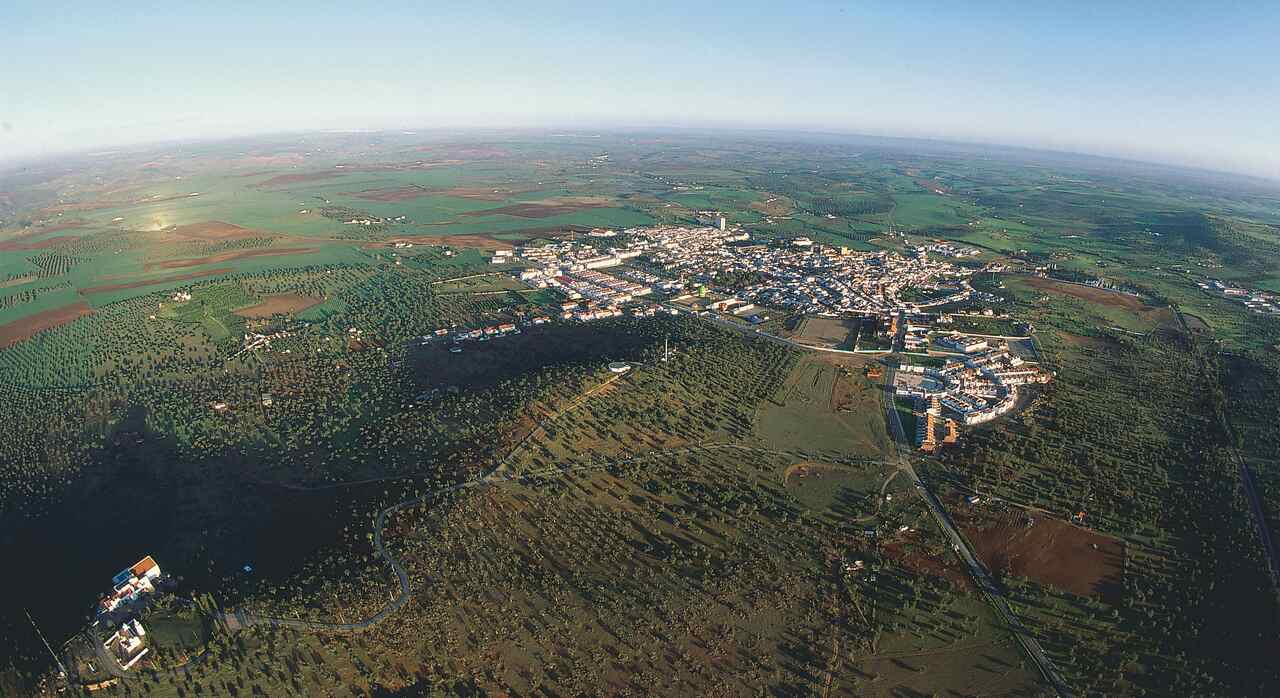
[485,223,1051,452]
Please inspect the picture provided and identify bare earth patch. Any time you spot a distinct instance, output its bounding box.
[0,301,93,347]
[350,185,520,202]
[1022,276,1147,311]
[0,275,37,289]
[1056,331,1113,350]
[145,247,316,271]
[165,221,264,242]
[958,507,1125,602]
[234,294,324,318]
[460,197,610,219]
[0,235,82,252]
[81,268,235,295]
[368,234,520,251]
[254,171,346,189]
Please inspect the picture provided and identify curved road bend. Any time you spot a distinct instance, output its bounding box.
[226,443,870,634]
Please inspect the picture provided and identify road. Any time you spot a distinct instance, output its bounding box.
[84,312,1070,688]
[880,363,1074,697]
[227,443,866,634]
[1172,308,1280,591]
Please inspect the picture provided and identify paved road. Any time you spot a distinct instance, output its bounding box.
[880,364,1073,698]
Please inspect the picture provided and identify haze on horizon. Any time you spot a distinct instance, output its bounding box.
[3,1,1277,180]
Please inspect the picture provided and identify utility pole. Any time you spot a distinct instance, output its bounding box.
[25,608,68,679]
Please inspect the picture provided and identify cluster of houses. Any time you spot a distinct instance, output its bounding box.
[616,225,981,317]
[99,556,163,616]
[343,214,407,226]
[911,241,981,258]
[512,239,644,274]
[104,619,149,670]
[237,328,294,355]
[1198,279,1280,315]
[544,268,652,305]
[423,322,525,352]
[934,332,990,354]
[896,341,1052,450]
[916,396,961,454]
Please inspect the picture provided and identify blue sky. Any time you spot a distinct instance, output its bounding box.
[2,1,1277,178]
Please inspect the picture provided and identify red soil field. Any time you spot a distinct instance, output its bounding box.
[914,178,951,194]
[40,192,198,215]
[1022,276,1148,311]
[145,247,316,271]
[5,220,90,241]
[0,235,82,252]
[881,540,971,588]
[234,294,323,318]
[80,268,234,295]
[0,301,94,348]
[959,507,1125,602]
[412,146,510,159]
[367,234,519,251]
[351,185,511,202]
[254,171,346,188]
[460,201,604,219]
[165,221,263,241]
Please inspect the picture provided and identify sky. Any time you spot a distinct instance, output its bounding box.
[2,1,1278,179]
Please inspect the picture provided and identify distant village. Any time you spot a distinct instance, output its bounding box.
[207,222,1052,451]
[1198,278,1280,315]
[488,223,1051,452]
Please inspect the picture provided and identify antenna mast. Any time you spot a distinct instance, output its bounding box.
[25,608,67,678]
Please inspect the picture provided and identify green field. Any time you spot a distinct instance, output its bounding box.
[1,131,1279,696]
[754,354,891,456]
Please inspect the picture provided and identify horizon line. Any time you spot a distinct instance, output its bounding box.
[2,123,1278,189]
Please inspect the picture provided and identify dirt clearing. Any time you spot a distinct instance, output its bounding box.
[81,268,234,295]
[254,171,346,188]
[1022,276,1148,311]
[0,275,37,289]
[351,185,522,202]
[165,221,264,242]
[957,506,1125,602]
[234,294,323,318]
[1056,331,1114,351]
[0,301,94,347]
[0,235,82,252]
[146,246,316,270]
[368,233,520,250]
[460,197,610,219]
[791,316,859,349]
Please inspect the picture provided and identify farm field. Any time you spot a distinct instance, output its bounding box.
[754,354,890,457]
[0,131,1278,697]
[789,315,858,349]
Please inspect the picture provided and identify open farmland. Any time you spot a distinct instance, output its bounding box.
[790,315,858,349]
[0,131,1278,697]
[232,293,323,318]
[953,502,1126,602]
[754,354,890,456]
[0,301,93,347]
